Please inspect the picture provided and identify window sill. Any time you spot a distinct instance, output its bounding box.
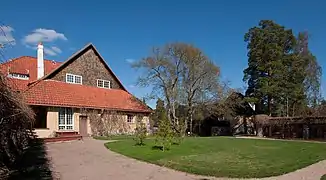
[56,130,76,132]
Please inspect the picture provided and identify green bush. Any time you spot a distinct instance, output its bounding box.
[155,115,174,151]
[133,119,147,146]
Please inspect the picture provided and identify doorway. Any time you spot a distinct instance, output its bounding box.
[79,116,88,137]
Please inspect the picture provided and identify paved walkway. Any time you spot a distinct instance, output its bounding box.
[45,138,326,180]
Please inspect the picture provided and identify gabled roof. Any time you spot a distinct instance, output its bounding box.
[1,43,151,113]
[39,43,127,91]
[24,80,151,113]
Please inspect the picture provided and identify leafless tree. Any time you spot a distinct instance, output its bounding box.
[133,43,221,134]
[133,44,184,133]
[173,43,220,133]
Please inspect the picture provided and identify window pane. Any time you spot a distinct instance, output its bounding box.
[66,74,74,83]
[75,76,82,84]
[127,115,133,123]
[97,80,103,87]
[59,108,65,125]
[58,108,74,130]
[103,81,110,88]
[66,108,73,125]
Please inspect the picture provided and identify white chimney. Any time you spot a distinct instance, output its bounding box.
[37,42,44,79]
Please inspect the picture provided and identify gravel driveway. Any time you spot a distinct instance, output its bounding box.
[45,138,326,180]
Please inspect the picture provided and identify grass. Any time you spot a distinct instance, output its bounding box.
[105,137,326,178]
[321,174,326,180]
[93,135,134,141]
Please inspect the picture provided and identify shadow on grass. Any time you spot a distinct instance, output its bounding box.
[152,145,164,151]
[7,138,55,180]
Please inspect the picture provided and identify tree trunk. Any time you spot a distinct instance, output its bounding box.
[189,106,193,134]
[243,117,248,134]
[268,95,272,116]
[257,124,263,137]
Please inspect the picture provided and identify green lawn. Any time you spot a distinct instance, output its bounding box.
[93,135,134,141]
[321,174,326,180]
[105,137,326,178]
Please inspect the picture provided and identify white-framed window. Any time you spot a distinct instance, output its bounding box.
[97,79,111,89]
[8,73,29,80]
[58,108,74,130]
[66,73,82,84]
[127,115,133,123]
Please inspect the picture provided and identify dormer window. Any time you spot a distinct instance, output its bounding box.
[66,73,82,84]
[8,73,29,80]
[97,79,110,89]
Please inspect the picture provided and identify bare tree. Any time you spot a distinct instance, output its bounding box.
[133,43,221,135]
[172,43,220,134]
[132,44,183,132]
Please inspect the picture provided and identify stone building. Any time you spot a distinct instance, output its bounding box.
[0,43,152,138]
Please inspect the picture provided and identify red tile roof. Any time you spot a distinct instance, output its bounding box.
[6,78,30,91]
[0,44,151,113]
[24,80,151,113]
[0,56,62,90]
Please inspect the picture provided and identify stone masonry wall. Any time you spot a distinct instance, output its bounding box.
[49,48,123,89]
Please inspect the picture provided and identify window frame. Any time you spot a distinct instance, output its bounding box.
[66,73,82,84]
[97,79,111,89]
[8,73,29,80]
[58,108,74,130]
[127,115,133,123]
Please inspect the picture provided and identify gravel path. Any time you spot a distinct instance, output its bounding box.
[45,138,326,180]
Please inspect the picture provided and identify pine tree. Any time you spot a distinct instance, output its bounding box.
[243,20,296,116]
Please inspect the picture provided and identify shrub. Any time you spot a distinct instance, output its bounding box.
[0,74,35,176]
[155,115,173,151]
[172,118,186,145]
[133,120,147,146]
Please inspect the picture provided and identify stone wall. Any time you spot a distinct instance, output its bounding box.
[48,48,123,89]
[84,109,150,136]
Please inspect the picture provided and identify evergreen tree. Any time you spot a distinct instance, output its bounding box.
[243,20,296,116]
[243,20,322,117]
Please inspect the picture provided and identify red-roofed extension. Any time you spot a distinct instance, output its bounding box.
[0,43,152,139]
[24,80,151,113]
[0,56,62,90]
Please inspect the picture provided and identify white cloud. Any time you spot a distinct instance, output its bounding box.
[0,25,16,46]
[22,28,67,56]
[51,46,62,53]
[43,46,63,56]
[44,48,56,56]
[125,58,135,64]
[23,28,67,44]
[128,84,136,88]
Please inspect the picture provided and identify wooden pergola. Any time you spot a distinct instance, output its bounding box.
[256,116,326,140]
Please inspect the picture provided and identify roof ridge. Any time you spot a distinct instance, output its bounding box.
[0,56,61,65]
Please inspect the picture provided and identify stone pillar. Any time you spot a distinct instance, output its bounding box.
[303,124,309,140]
[257,124,264,137]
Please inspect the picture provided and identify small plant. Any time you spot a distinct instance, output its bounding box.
[133,117,147,146]
[155,115,173,151]
[172,118,186,145]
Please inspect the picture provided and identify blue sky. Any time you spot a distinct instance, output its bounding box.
[1,0,325,108]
